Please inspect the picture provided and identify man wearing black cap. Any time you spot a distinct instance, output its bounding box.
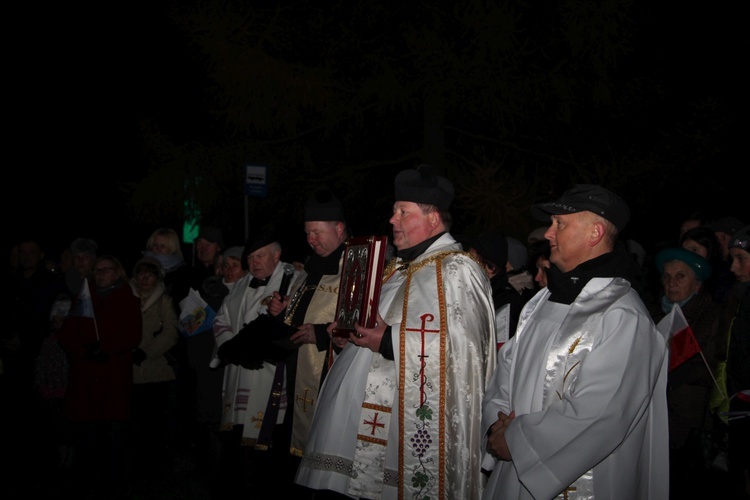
[296,165,496,498]
[210,232,301,490]
[261,188,350,491]
[481,184,669,499]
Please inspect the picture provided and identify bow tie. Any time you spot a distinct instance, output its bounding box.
[249,277,270,289]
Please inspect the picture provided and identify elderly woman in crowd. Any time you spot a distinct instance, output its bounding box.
[650,247,725,497]
[129,255,180,482]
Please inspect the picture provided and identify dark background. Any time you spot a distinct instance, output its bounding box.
[8,1,746,271]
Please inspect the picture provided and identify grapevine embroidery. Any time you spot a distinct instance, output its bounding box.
[405,313,439,499]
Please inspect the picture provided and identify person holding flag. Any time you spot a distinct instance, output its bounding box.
[58,255,142,498]
[651,246,726,497]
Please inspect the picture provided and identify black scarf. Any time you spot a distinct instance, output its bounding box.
[396,232,446,262]
[304,243,346,279]
[546,242,644,305]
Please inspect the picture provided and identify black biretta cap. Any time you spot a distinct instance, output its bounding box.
[241,231,279,270]
[304,189,345,222]
[531,184,631,231]
[394,164,454,209]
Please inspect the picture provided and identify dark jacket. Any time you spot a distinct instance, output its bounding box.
[59,279,142,422]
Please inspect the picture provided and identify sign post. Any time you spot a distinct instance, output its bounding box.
[244,165,268,240]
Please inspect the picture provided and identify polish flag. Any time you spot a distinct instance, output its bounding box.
[656,304,701,372]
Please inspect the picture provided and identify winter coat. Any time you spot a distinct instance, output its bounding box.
[131,281,179,384]
[58,279,142,422]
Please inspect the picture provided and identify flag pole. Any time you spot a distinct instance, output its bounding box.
[80,278,100,341]
[698,351,727,402]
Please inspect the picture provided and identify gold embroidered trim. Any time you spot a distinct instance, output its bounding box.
[383,250,465,278]
[363,402,392,413]
[357,433,388,446]
[435,259,447,498]
[398,272,410,500]
[395,250,458,499]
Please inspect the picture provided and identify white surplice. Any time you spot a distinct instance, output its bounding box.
[481,277,669,500]
[214,261,301,445]
[296,233,497,499]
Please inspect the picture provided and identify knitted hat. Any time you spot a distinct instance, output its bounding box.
[223,246,244,261]
[729,225,750,252]
[712,217,744,236]
[133,255,165,280]
[69,237,98,257]
[394,164,454,209]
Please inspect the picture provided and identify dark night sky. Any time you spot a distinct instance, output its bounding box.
[8,2,746,268]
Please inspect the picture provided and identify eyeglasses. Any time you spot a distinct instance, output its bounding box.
[94,266,115,274]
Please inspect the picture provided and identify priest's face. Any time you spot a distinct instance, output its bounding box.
[545,212,599,273]
[305,221,346,258]
[247,243,280,279]
[390,201,437,251]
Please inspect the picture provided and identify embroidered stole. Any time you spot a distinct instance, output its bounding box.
[395,260,447,499]
[351,255,451,499]
[219,269,287,446]
[290,270,340,457]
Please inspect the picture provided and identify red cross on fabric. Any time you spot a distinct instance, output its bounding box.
[405,313,439,406]
[363,412,386,435]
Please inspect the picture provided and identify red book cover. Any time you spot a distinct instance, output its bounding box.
[333,235,388,338]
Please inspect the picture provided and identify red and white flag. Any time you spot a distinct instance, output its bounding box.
[656,304,701,372]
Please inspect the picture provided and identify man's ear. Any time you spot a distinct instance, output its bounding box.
[590,221,606,246]
[428,211,440,229]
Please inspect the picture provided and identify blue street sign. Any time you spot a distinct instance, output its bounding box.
[245,164,268,197]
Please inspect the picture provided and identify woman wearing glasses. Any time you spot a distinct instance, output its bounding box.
[58,254,142,498]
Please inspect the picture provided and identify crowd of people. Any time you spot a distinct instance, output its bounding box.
[4,166,748,499]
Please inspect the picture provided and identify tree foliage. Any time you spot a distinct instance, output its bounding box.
[128,0,733,250]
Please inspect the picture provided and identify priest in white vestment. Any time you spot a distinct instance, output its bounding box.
[214,236,299,444]
[295,164,497,499]
[480,184,669,499]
